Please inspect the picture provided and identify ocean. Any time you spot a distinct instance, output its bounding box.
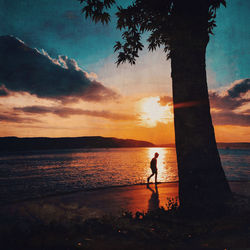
[0,147,249,204]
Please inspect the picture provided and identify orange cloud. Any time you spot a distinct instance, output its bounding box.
[14,105,137,121]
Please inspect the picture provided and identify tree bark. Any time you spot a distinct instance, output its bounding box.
[171,1,232,211]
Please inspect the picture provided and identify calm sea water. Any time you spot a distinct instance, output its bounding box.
[0,147,249,204]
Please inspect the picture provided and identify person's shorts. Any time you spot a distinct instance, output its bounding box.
[150,167,157,174]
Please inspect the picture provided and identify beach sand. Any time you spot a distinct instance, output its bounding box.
[1,181,249,225]
[1,181,250,249]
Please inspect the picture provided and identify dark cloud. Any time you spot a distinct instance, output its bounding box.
[209,79,250,110]
[0,113,38,123]
[227,79,250,98]
[158,79,250,127]
[209,92,248,110]
[209,79,250,127]
[0,36,119,102]
[211,111,250,127]
[14,105,136,121]
[159,79,249,111]
[0,85,10,97]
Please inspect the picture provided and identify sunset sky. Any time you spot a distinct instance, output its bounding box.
[0,0,249,144]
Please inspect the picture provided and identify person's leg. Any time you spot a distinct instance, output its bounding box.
[147,173,154,183]
[154,172,157,184]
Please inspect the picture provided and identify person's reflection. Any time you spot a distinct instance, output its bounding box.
[147,183,159,211]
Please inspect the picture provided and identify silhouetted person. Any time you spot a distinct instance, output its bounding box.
[147,152,159,184]
[147,183,159,211]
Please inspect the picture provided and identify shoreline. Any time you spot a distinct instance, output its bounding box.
[1,181,250,226]
[0,181,179,206]
[0,182,179,226]
[1,182,250,249]
[0,145,249,155]
[1,180,250,207]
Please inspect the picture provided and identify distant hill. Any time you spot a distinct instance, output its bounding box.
[0,137,248,152]
[217,142,250,149]
[157,144,175,148]
[0,136,155,152]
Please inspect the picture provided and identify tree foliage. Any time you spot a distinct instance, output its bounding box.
[79,0,226,65]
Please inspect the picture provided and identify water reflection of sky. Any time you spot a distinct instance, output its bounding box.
[0,147,249,204]
[0,148,178,203]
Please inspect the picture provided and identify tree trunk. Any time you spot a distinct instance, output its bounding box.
[171,1,232,211]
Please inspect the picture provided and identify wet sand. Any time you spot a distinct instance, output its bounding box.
[1,181,250,225]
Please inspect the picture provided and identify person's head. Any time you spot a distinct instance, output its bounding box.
[154,152,159,158]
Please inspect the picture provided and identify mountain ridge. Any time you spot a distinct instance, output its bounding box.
[0,136,249,152]
[0,136,155,152]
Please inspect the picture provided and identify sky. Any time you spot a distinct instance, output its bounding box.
[0,0,249,144]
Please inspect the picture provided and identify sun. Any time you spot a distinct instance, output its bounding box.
[139,97,173,127]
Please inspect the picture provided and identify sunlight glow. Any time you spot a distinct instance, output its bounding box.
[147,147,167,182]
[139,97,173,127]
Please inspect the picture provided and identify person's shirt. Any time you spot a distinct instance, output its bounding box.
[150,157,157,169]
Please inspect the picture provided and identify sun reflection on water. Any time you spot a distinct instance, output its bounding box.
[147,147,171,182]
[1,148,179,203]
